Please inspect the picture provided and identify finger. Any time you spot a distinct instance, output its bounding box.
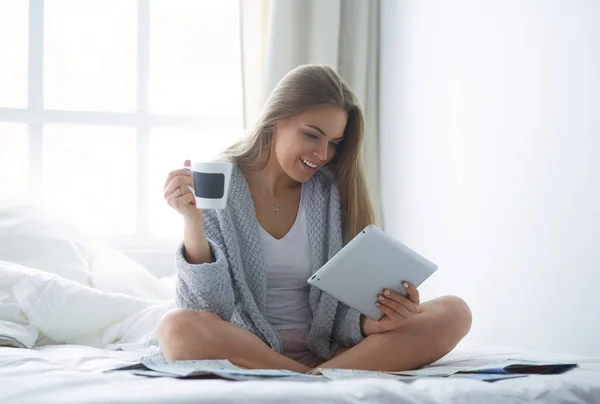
[164,180,189,201]
[402,281,420,305]
[167,189,196,210]
[375,302,396,330]
[383,287,417,307]
[378,294,413,318]
[400,294,419,315]
[163,166,192,189]
[166,186,186,202]
[163,175,193,199]
[381,290,418,315]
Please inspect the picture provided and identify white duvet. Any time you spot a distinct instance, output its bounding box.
[0,258,174,351]
[0,201,177,352]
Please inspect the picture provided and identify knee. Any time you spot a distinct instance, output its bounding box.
[157,308,220,346]
[440,295,472,335]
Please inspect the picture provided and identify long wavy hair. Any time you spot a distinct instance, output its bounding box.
[220,64,375,241]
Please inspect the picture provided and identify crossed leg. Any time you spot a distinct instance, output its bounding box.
[157,295,472,373]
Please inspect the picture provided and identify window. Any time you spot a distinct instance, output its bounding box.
[0,0,244,249]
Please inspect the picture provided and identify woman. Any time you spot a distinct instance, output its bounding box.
[158,65,472,373]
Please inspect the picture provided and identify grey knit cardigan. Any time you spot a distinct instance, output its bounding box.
[174,164,365,360]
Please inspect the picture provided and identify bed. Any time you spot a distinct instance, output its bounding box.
[1,201,600,403]
[2,343,600,403]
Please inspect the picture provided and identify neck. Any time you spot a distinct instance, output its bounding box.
[247,154,300,198]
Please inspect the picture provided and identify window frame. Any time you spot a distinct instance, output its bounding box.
[0,0,243,251]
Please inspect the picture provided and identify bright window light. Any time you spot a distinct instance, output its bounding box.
[44,0,137,112]
[42,124,137,235]
[149,0,243,117]
[0,0,28,108]
[0,0,244,247]
[0,124,29,197]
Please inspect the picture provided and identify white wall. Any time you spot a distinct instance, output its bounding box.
[379,0,600,356]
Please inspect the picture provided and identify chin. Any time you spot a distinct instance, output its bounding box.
[292,157,321,181]
[285,169,312,183]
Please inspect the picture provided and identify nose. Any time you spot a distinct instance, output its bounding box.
[313,141,329,161]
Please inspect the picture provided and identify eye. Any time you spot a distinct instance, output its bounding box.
[304,132,319,140]
[329,141,341,148]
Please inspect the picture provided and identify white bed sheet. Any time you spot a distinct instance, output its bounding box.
[1,343,600,404]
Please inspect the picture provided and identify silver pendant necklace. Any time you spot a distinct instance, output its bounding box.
[273,203,281,216]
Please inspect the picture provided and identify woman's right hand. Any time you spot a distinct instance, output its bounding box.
[163,159,202,223]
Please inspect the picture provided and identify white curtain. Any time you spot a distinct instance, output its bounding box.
[240,0,381,222]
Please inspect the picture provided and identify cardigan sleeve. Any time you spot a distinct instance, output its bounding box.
[174,208,235,321]
[331,302,365,347]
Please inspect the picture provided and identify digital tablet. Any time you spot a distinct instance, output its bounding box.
[307,225,438,321]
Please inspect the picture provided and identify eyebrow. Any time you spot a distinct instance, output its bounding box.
[307,124,344,140]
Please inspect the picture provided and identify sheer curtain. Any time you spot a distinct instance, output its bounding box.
[239,0,381,222]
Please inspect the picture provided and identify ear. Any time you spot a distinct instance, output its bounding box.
[268,122,280,140]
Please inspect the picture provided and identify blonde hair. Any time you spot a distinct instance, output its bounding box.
[221,64,375,242]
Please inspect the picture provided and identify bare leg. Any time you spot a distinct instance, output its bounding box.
[157,309,311,373]
[319,296,472,371]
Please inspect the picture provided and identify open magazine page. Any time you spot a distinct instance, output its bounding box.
[311,368,421,382]
[108,359,578,382]
[108,360,323,381]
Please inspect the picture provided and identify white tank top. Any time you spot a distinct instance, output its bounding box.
[259,185,312,330]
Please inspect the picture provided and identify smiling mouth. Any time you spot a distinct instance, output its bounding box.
[300,158,319,169]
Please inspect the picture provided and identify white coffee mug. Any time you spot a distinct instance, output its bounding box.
[187,162,233,210]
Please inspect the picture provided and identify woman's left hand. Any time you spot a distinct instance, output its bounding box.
[361,281,420,336]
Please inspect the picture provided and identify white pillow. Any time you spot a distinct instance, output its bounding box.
[2,260,157,347]
[0,200,91,285]
[88,245,174,301]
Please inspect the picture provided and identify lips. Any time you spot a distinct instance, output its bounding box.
[301,158,318,169]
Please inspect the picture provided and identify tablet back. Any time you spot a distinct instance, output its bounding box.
[307,225,438,320]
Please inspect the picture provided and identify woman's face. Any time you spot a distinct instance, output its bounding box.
[272,105,347,183]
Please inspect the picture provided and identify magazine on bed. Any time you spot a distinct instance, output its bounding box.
[106,358,578,382]
[106,359,323,381]
[309,359,578,382]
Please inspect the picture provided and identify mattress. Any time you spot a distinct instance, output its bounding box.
[1,343,599,404]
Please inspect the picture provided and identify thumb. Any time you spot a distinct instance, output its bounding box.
[183,159,191,168]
